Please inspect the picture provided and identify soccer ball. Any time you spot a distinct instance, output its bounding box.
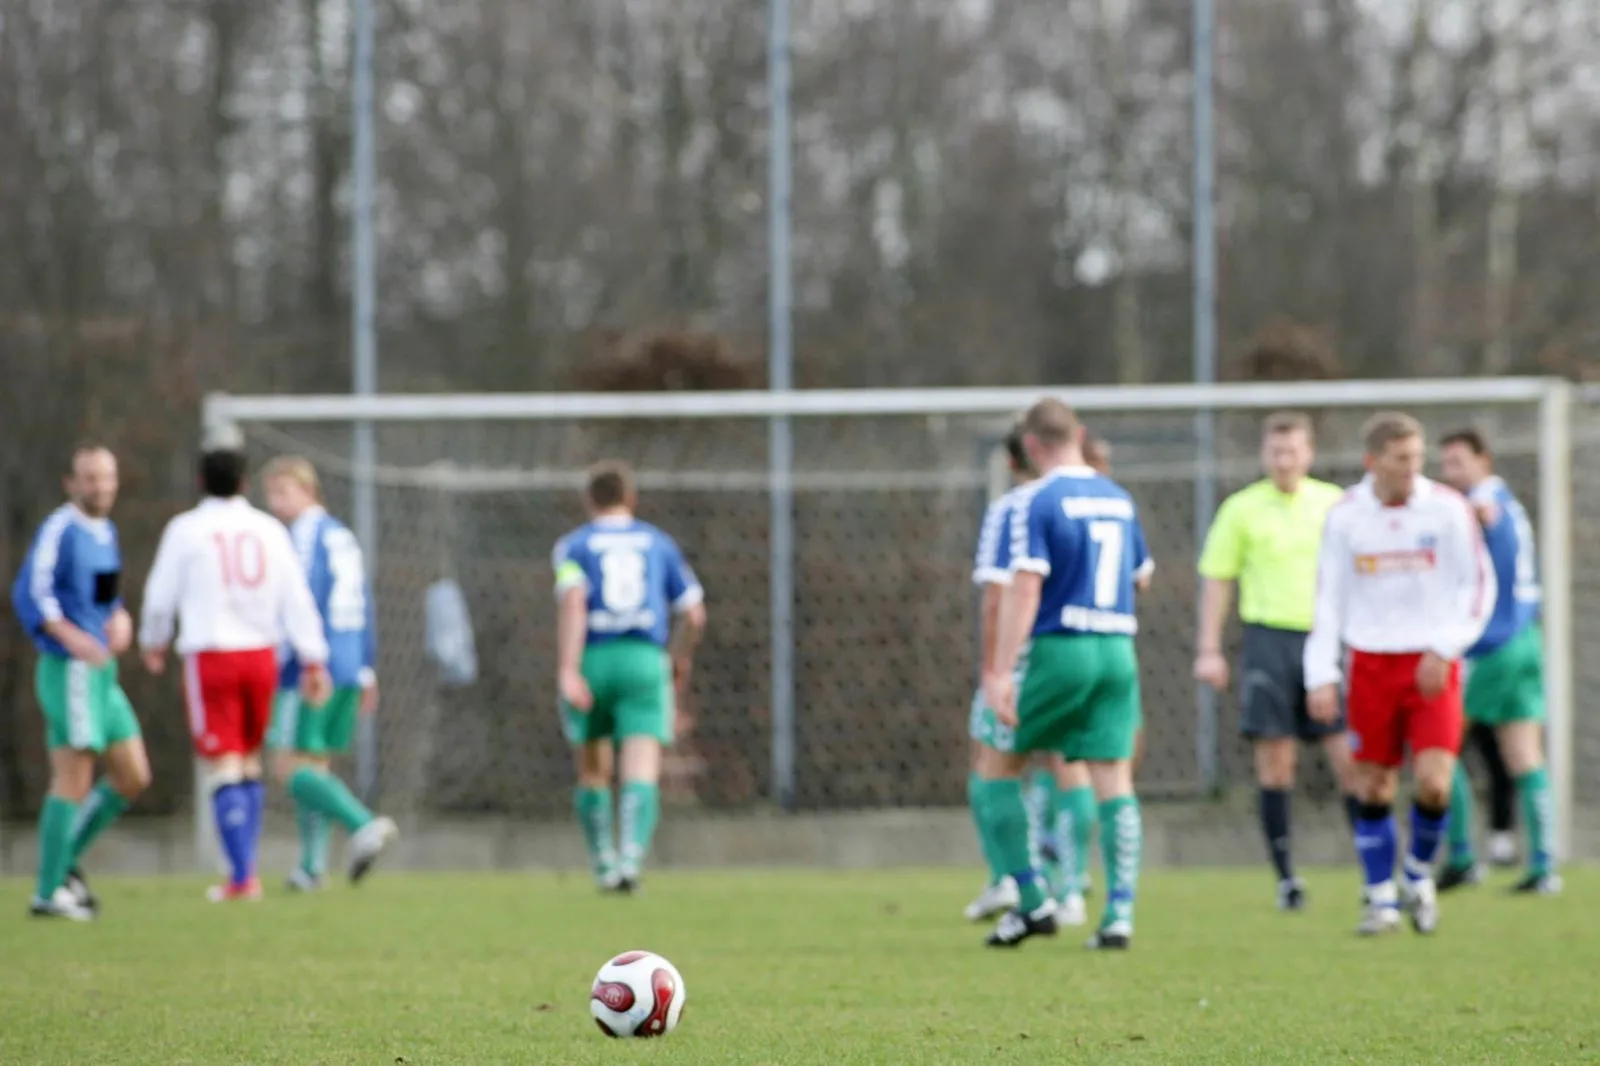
[589,950,687,1038]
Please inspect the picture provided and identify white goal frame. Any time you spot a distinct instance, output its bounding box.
[201,376,1575,863]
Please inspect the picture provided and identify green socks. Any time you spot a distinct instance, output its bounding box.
[1025,770,1058,867]
[1446,762,1477,868]
[1098,795,1142,931]
[1517,766,1554,875]
[296,806,330,877]
[968,772,1007,885]
[619,781,661,877]
[288,767,373,833]
[575,786,618,879]
[1054,786,1098,896]
[67,779,129,868]
[974,777,1047,912]
[35,795,79,903]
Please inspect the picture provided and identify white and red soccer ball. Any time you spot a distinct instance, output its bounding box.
[589,950,687,1038]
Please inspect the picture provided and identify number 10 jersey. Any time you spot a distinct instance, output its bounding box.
[552,517,703,648]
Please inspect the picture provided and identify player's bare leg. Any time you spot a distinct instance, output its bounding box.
[204,752,265,903]
[1255,737,1305,910]
[1351,761,1403,935]
[1050,757,1095,924]
[31,749,96,920]
[978,746,1058,948]
[64,737,152,913]
[575,741,621,890]
[1083,758,1139,950]
[1498,721,1560,894]
[616,736,665,891]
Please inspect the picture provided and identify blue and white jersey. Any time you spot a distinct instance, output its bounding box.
[972,486,1030,587]
[553,517,702,648]
[1009,466,1153,638]
[1465,476,1540,658]
[11,504,122,658]
[278,506,375,689]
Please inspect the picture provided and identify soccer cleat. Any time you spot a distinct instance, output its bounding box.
[1436,862,1482,893]
[985,901,1058,948]
[1055,892,1088,927]
[1085,921,1132,950]
[1401,878,1439,935]
[1277,877,1307,912]
[1486,831,1518,868]
[963,876,1020,922]
[1510,872,1563,896]
[206,877,264,903]
[348,816,399,884]
[64,867,99,914]
[285,869,323,893]
[29,888,95,922]
[1356,884,1402,936]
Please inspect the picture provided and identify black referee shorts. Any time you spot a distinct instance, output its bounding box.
[1237,624,1344,742]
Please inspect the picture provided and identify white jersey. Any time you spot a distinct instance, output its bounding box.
[139,496,329,661]
[1303,474,1495,690]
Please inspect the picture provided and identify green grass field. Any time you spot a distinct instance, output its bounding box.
[1,866,1596,1064]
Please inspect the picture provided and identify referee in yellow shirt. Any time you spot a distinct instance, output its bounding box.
[1194,412,1360,911]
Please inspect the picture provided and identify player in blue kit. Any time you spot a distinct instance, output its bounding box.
[1435,430,1559,894]
[263,458,398,889]
[11,445,151,920]
[981,399,1153,949]
[554,461,707,892]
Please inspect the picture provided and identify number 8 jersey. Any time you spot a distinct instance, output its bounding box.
[552,517,703,647]
[1009,465,1153,638]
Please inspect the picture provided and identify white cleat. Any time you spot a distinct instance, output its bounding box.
[964,876,1020,922]
[1356,881,1402,936]
[348,816,399,884]
[1486,831,1518,868]
[1055,892,1088,927]
[285,868,323,893]
[30,887,95,922]
[1401,877,1439,935]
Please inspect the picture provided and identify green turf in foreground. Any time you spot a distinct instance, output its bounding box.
[0,867,1596,1065]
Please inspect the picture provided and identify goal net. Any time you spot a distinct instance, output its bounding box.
[203,379,1584,859]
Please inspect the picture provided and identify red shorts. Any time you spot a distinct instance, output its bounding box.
[1345,650,1464,768]
[183,649,278,757]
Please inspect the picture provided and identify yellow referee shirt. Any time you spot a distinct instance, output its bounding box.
[1196,478,1344,633]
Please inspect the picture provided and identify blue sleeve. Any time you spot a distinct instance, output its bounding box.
[663,537,702,610]
[1010,491,1051,575]
[992,507,1014,573]
[1131,514,1153,577]
[363,570,379,673]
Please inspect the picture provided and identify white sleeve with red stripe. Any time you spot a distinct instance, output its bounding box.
[1429,492,1497,662]
[1302,500,1350,691]
[268,519,330,666]
[138,515,188,650]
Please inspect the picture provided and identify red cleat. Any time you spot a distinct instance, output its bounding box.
[206,877,263,903]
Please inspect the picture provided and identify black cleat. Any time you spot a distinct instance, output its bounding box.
[64,868,99,914]
[1277,878,1307,911]
[1437,863,1482,893]
[985,903,1058,948]
[613,875,639,895]
[1085,924,1132,951]
[1510,872,1563,895]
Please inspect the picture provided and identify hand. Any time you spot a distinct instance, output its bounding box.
[1193,650,1229,691]
[983,670,1017,728]
[1474,501,1499,528]
[66,630,112,668]
[1307,684,1341,724]
[300,665,333,708]
[105,609,133,655]
[1416,652,1451,698]
[560,666,593,712]
[360,679,380,715]
[672,656,693,695]
[140,647,166,675]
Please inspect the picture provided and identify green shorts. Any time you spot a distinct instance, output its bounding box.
[35,655,141,753]
[1465,625,1544,727]
[1013,634,1142,761]
[561,639,674,746]
[269,687,362,754]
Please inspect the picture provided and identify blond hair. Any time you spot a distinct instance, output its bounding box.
[1360,411,1423,457]
[261,455,321,499]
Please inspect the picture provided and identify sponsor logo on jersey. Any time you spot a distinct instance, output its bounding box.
[1059,496,1134,521]
[1353,549,1436,575]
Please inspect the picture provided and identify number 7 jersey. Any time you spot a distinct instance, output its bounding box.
[552,517,703,648]
[1009,465,1153,638]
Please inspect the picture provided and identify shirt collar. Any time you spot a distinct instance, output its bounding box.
[67,503,112,539]
[1357,473,1433,506]
[1042,464,1098,481]
[290,505,327,537]
[199,496,249,509]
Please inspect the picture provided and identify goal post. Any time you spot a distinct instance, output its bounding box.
[198,377,1578,866]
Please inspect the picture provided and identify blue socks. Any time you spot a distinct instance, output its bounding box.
[1354,803,1397,889]
[211,777,266,886]
[1404,802,1449,884]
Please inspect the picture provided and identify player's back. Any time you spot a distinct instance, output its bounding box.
[287,508,371,687]
[555,517,696,647]
[1468,476,1539,653]
[1016,468,1151,637]
[161,497,306,653]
